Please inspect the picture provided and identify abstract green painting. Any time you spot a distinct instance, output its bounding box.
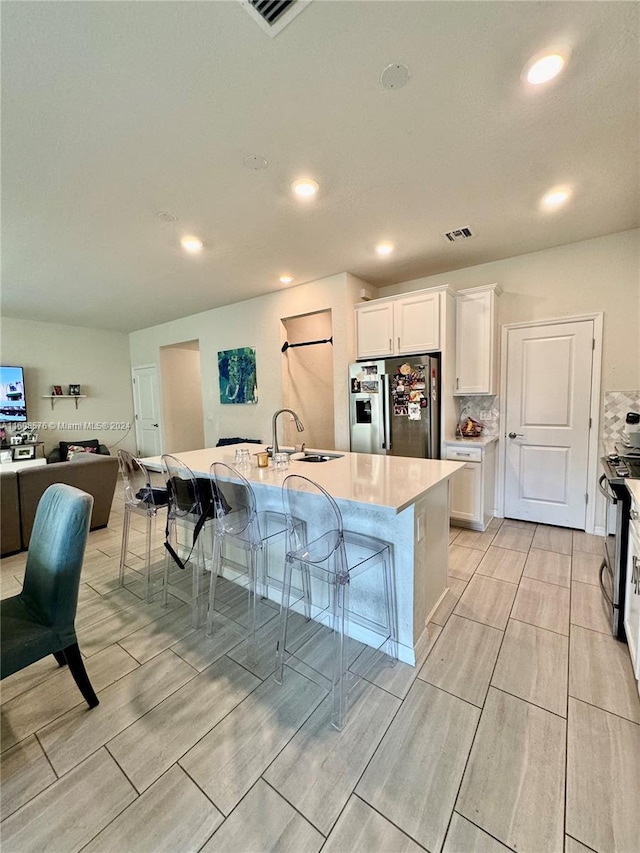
[217,347,258,404]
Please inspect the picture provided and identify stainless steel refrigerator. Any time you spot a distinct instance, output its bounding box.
[349,355,440,458]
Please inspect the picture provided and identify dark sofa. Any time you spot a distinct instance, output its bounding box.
[0,454,119,554]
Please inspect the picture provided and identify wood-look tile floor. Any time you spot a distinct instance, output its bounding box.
[2,498,640,853]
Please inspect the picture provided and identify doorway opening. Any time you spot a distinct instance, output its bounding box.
[159,340,204,454]
[281,310,335,450]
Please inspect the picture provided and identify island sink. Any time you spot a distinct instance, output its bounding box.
[298,453,343,463]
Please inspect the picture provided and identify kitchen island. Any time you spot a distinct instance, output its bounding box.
[141,445,463,665]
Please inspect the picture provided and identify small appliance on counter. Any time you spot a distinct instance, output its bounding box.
[623,411,640,447]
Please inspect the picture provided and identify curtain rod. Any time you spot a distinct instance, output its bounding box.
[281,336,333,353]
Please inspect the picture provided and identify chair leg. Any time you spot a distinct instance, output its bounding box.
[145,512,153,603]
[331,575,349,731]
[53,650,67,667]
[275,557,294,684]
[191,535,208,629]
[62,643,99,709]
[246,548,258,667]
[382,555,398,664]
[119,508,131,587]
[162,518,175,610]
[206,533,223,638]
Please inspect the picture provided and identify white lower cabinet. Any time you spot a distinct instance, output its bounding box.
[624,496,640,691]
[446,440,497,531]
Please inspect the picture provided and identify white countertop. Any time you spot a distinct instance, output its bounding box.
[444,435,499,447]
[626,479,640,507]
[141,445,463,513]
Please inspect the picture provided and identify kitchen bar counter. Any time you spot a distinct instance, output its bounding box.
[141,445,463,664]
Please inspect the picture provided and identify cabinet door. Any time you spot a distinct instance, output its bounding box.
[455,291,494,395]
[394,292,440,354]
[450,463,482,525]
[624,514,640,680]
[356,302,394,359]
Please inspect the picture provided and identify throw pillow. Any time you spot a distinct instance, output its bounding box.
[59,439,100,462]
[67,445,97,461]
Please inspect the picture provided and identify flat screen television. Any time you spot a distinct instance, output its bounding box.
[0,366,28,422]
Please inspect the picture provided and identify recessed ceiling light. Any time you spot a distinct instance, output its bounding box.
[279,274,294,284]
[181,236,203,252]
[541,186,571,209]
[156,211,178,222]
[291,178,319,198]
[375,242,395,257]
[523,47,570,86]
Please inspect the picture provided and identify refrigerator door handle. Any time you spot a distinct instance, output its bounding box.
[382,374,391,450]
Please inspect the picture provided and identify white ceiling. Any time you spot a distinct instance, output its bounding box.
[2,1,638,333]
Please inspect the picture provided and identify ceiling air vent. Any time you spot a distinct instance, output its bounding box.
[443,227,474,242]
[240,0,311,37]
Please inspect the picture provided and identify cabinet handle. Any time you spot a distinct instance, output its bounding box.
[389,338,392,352]
[634,555,639,594]
[456,378,459,390]
[397,337,401,351]
[631,509,640,521]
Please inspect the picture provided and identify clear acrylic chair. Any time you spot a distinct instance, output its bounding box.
[276,474,397,730]
[117,450,167,601]
[161,454,213,628]
[207,462,291,665]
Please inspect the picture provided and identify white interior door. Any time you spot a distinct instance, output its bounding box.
[132,365,162,458]
[504,320,594,528]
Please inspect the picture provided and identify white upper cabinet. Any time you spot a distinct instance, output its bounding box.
[356,288,445,359]
[355,301,395,358]
[454,284,501,395]
[394,291,440,354]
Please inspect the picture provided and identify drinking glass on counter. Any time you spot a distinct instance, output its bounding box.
[234,448,251,467]
[273,452,290,471]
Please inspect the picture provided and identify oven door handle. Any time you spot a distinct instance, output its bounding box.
[599,559,613,607]
[598,473,617,504]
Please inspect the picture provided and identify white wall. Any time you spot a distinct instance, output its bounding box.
[128,272,363,453]
[0,316,136,456]
[378,229,640,393]
[282,310,335,450]
[159,343,204,453]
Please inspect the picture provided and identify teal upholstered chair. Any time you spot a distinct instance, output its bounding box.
[1,483,99,708]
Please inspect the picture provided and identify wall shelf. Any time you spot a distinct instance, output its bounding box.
[42,395,87,410]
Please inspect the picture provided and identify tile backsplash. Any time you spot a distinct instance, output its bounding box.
[602,390,640,440]
[455,395,500,437]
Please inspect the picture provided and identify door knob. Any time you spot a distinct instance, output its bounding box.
[152,423,159,428]
[508,432,524,439]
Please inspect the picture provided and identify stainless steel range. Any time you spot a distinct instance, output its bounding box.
[598,446,640,640]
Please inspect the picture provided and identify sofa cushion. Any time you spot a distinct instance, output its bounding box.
[18,454,119,548]
[0,471,21,556]
[58,439,100,462]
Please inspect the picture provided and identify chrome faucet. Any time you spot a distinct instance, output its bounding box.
[271,408,304,455]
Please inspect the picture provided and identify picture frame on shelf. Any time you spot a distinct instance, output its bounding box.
[68,384,81,396]
[52,385,63,396]
[13,444,36,460]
